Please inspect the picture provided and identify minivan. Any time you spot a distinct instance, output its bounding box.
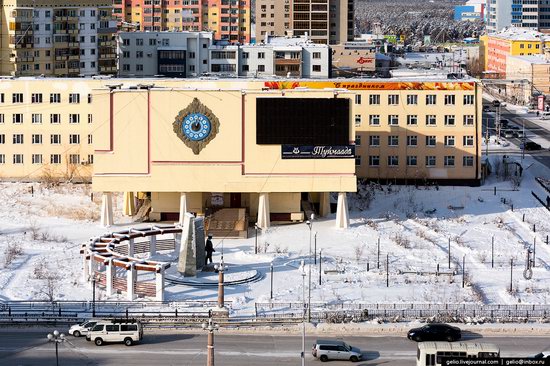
[540,112,550,120]
[86,320,143,346]
[312,339,362,362]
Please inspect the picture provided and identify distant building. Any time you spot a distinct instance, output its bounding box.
[486,0,550,32]
[506,53,550,103]
[117,32,213,78]
[0,0,117,77]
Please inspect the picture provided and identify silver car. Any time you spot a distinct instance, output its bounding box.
[312,339,362,362]
[68,320,100,337]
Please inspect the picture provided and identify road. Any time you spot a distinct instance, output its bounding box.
[2,329,550,365]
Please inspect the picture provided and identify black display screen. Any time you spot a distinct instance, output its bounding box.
[256,98,350,145]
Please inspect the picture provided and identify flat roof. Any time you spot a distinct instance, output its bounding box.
[507,55,550,64]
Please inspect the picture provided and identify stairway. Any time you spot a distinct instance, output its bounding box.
[205,208,248,239]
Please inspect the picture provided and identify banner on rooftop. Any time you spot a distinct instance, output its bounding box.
[263,81,476,91]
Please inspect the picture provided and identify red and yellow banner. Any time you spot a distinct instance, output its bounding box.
[264,81,476,91]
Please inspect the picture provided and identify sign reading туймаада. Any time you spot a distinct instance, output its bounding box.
[282,145,355,159]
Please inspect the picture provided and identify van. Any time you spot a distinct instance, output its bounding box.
[312,339,362,362]
[540,112,550,120]
[416,342,499,366]
[86,319,143,346]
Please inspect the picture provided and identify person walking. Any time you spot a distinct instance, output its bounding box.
[205,235,215,265]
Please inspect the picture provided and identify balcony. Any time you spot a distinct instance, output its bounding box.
[68,67,80,74]
[97,27,118,34]
[99,66,117,73]
[55,55,68,61]
[54,68,68,76]
[14,29,33,36]
[274,58,302,65]
[68,54,79,60]
[99,53,116,59]
[99,40,115,47]
[68,29,79,35]
[54,29,67,35]
[15,56,34,62]
[68,42,79,47]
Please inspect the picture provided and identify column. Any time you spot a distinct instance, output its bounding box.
[319,192,331,217]
[100,192,114,227]
[127,263,136,301]
[155,266,165,302]
[179,192,188,226]
[150,235,157,256]
[257,192,271,230]
[335,192,349,229]
[123,192,135,216]
[106,258,114,297]
[128,238,135,257]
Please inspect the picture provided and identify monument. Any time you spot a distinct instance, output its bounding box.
[177,213,206,276]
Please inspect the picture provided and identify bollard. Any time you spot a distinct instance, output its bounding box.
[30,186,34,197]
[546,235,549,245]
[91,192,94,202]
[494,186,497,195]
[437,263,440,276]
[126,308,129,321]
[533,224,536,233]
[58,307,61,316]
[367,262,369,272]
[511,204,514,212]
[175,308,178,318]
[523,213,525,222]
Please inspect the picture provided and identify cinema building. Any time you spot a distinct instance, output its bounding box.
[0,78,482,231]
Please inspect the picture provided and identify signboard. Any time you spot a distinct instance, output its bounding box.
[264,81,476,91]
[383,35,397,44]
[282,145,355,159]
[356,56,374,65]
[538,95,545,111]
[211,193,224,206]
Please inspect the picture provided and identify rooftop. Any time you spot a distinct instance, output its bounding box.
[507,54,550,64]
[488,27,550,41]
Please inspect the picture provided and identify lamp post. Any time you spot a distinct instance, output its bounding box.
[214,259,226,309]
[305,214,314,322]
[254,223,259,254]
[314,232,317,265]
[202,316,219,366]
[47,330,65,366]
[270,262,274,300]
[299,260,306,366]
[92,277,96,317]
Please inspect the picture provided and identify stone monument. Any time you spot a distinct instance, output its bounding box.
[177,213,206,276]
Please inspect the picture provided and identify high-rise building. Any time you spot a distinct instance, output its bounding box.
[487,0,550,32]
[256,0,354,45]
[0,0,117,77]
[113,0,251,44]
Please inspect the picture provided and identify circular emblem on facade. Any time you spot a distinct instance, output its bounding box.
[182,113,212,141]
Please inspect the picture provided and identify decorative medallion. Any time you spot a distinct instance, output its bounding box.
[173,98,220,155]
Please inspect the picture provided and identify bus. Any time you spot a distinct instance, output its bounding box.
[417,342,500,366]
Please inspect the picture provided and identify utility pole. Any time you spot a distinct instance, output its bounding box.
[491,236,494,269]
[448,238,451,269]
[462,255,466,288]
[509,258,513,293]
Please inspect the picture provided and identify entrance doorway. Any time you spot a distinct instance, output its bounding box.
[230,193,241,208]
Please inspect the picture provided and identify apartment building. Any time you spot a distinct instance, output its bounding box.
[0,78,481,187]
[256,0,354,45]
[113,0,251,44]
[487,0,550,32]
[0,0,117,77]
[506,53,550,104]
[118,31,213,77]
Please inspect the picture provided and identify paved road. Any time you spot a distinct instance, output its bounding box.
[2,330,550,366]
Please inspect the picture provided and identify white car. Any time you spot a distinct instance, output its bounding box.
[68,320,100,337]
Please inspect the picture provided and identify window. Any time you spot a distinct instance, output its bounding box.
[444,115,455,126]
[444,156,455,167]
[257,65,265,72]
[463,95,474,105]
[407,155,417,166]
[69,134,80,144]
[50,154,61,164]
[88,134,93,144]
[50,114,61,124]
[463,156,474,166]
[388,135,399,146]
[0,114,3,123]
[12,114,23,124]
[0,93,4,103]
[313,52,321,59]
[88,94,92,103]
[355,156,361,166]
[355,114,362,127]
[444,95,455,105]
[426,95,436,105]
[69,93,80,104]
[426,156,436,167]
[32,134,42,144]
[426,136,436,147]
[69,114,80,124]
[369,115,380,126]
[12,93,23,103]
[369,155,380,167]
[407,135,417,147]
[13,154,24,164]
[50,93,61,103]
[355,95,362,105]
[463,115,474,125]
[407,95,418,105]
[69,154,80,164]
[312,65,321,72]
[87,154,94,164]
[388,94,399,105]
[369,95,380,105]
[444,136,455,146]
[388,115,399,125]
[463,135,474,146]
[258,52,265,59]
[13,134,24,144]
[388,156,399,166]
[88,114,93,124]
[31,114,42,124]
[50,134,61,144]
[0,134,4,144]
[31,93,43,103]
[32,154,42,164]
[407,115,418,125]
[369,135,380,147]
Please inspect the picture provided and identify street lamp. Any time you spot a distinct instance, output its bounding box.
[270,262,274,300]
[214,259,226,309]
[202,317,219,366]
[305,214,314,322]
[254,223,259,254]
[299,260,306,366]
[47,330,65,366]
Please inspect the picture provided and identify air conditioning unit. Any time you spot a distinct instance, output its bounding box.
[147,53,152,57]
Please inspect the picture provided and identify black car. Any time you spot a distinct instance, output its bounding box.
[407,323,461,342]
[521,141,542,151]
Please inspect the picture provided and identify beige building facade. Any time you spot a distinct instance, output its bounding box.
[506,54,550,104]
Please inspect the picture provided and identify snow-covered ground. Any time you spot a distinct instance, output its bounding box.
[1,154,550,316]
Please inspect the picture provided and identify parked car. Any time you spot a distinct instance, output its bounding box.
[533,352,550,359]
[407,323,461,342]
[503,130,515,138]
[482,105,490,112]
[499,119,509,127]
[86,319,143,346]
[312,339,362,362]
[492,100,501,107]
[540,112,550,120]
[514,131,524,138]
[69,319,101,337]
[521,141,542,151]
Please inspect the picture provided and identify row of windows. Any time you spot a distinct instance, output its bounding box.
[356,114,475,127]
[0,114,92,124]
[4,93,92,104]
[357,135,475,147]
[0,154,93,165]
[354,94,475,106]
[0,134,92,145]
[357,155,475,167]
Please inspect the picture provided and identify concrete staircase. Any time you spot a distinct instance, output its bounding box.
[205,208,248,239]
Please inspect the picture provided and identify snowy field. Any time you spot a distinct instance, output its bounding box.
[1,154,550,316]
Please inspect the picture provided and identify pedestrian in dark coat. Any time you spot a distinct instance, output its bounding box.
[205,235,215,265]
